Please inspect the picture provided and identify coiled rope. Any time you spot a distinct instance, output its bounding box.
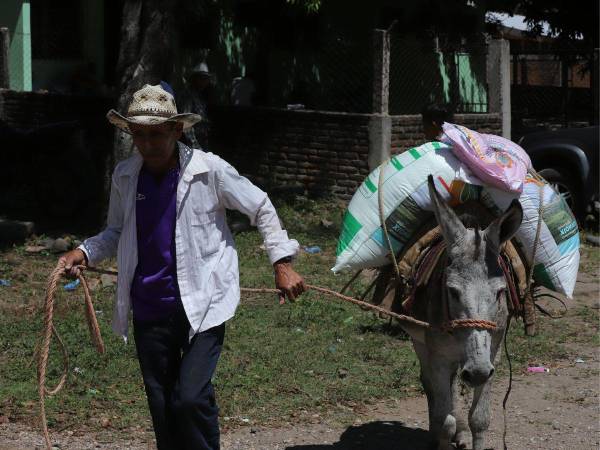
[38,260,105,450]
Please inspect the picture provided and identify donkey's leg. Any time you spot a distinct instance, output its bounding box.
[468,329,502,449]
[451,374,469,449]
[468,380,492,450]
[413,343,437,446]
[421,362,456,450]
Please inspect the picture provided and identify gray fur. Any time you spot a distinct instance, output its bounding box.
[400,176,523,450]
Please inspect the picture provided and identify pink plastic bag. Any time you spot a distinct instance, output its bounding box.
[440,123,531,193]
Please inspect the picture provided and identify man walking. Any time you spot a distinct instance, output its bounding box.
[59,84,306,450]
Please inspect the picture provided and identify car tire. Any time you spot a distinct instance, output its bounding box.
[538,167,580,217]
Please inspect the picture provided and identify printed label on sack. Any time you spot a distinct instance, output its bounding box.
[542,194,578,246]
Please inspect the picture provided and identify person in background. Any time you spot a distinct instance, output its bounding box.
[180,62,214,149]
[421,103,454,141]
[58,84,306,450]
[230,71,256,107]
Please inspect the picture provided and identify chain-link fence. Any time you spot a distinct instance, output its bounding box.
[389,35,488,115]
[511,47,598,136]
[262,29,373,113]
[202,26,493,116]
[261,31,489,116]
[308,32,373,113]
[31,0,82,60]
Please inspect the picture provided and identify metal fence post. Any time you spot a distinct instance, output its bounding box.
[593,49,599,125]
[486,39,511,139]
[0,28,9,89]
[369,29,391,171]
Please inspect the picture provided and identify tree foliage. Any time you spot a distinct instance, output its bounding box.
[285,0,321,14]
[486,0,599,47]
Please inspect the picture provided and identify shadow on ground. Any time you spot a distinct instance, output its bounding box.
[286,421,432,450]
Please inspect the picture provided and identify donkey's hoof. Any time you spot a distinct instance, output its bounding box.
[453,431,468,449]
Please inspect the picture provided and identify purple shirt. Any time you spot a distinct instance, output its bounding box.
[130,164,182,322]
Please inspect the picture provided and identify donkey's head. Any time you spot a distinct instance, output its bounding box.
[427,175,523,387]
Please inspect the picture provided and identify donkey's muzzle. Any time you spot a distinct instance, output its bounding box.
[461,365,495,387]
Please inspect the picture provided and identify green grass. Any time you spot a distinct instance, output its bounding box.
[0,197,421,433]
[0,197,597,435]
[579,241,600,274]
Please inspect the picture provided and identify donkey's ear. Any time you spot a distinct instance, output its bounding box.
[485,199,523,250]
[427,175,465,245]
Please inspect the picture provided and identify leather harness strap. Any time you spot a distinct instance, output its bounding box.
[399,237,523,331]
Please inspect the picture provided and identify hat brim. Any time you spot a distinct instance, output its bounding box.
[106,109,202,134]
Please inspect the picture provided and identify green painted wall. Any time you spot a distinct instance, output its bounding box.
[0,0,32,91]
[455,52,487,112]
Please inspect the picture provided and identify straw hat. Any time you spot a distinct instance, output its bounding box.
[107,84,202,134]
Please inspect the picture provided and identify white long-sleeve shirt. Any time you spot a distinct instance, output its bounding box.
[80,142,299,340]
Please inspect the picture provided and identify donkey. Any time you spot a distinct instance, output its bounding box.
[400,175,523,450]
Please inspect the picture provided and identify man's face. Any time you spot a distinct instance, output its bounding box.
[130,122,183,172]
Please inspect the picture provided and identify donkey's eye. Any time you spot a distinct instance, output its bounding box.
[448,287,460,301]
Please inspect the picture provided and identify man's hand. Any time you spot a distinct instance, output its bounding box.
[58,249,88,279]
[274,259,306,304]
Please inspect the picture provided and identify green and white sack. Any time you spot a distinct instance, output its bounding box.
[332,141,580,298]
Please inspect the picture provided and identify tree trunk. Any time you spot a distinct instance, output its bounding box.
[111,0,179,169]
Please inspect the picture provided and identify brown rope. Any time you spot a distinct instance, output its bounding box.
[241,284,432,328]
[377,158,402,280]
[38,262,105,450]
[38,264,498,448]
[442,318,498,332]
[240,284,497,331]
[502,314,514,450]
[526,169,546,292]
[82,267,498,331]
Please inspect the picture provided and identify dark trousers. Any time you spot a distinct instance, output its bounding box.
[133,309,225,450]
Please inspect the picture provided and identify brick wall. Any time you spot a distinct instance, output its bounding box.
[210,107,372,199]
[211,107,502,200]
[0,89,114,129]
[0,92,502,213]
[391,113,502,152]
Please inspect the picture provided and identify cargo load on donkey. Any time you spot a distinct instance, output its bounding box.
[332,140,580,299]
[332,111,581,450]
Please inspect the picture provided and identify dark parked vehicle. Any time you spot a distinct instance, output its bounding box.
[519,126,599,226]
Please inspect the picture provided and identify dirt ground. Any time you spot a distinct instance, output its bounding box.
[1,248,598,450]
